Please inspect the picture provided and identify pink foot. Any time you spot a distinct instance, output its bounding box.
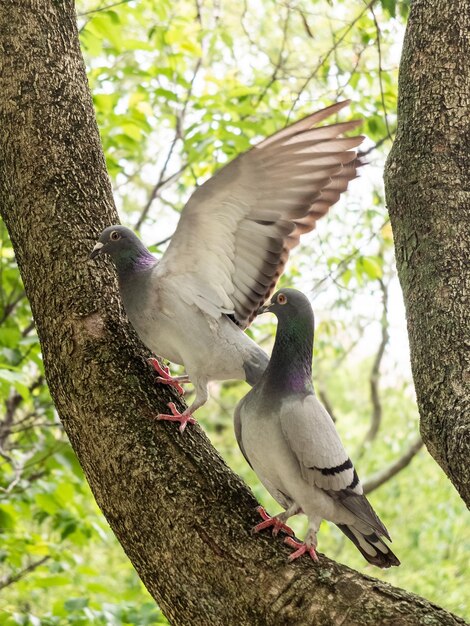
[156,401,196,434]
[284,537,319,562]
[148,358,185,395]
[252,505,294,537]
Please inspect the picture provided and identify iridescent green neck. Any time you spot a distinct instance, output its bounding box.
[265,314,314,395]
[114,247,155,276]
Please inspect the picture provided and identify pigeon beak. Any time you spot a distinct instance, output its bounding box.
[89,241,104,260]
[258,301,274,314]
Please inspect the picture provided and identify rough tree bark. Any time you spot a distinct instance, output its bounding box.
[385,0,470,507]
[0,1,466,625]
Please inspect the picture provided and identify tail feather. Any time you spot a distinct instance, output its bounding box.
[337,524,400,568]
[340,493,391,540]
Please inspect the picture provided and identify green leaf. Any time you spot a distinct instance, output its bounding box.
[341,268,353,287]
[381,0,396,18]
[34,493,59,516]
[0,327,21,348]
[93,94,117,114]
[87,14,123,48]
[362,256,383,280]
[64,598,89,611]
[34,574,70,588]
[0,505,16,531]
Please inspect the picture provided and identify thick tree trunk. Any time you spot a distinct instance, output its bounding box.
[384,0,470,506]
[0,1,466,624]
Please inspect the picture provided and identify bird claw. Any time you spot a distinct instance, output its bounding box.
[156,402,196,434]
[284,537,319,562]
[252,505,294,537]
[155,376,185,395]
[148,358,185,395]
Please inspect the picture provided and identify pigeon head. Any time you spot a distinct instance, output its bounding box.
[89,225,156,273]
[259,288,314,325]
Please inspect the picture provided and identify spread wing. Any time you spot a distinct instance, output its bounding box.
[280,394,389,538]
[158,101,363,327]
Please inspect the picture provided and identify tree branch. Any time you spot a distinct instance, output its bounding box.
[0,290,25,324]
[287,0,378,119]
[311,219,390,295]
[363,436,424,495]
[357,277,389,456]
[358,133,394,159]
[134,21,203,231]
[77,0,133,16]
[317,384,338,423]
[370,3,393,141]
[254,4,291,106]
[0,556,50,591]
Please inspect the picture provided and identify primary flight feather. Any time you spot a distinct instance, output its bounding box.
[90,101,363,431]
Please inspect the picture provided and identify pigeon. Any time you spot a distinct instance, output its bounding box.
[90,101,364,432]
[234,288,400,568]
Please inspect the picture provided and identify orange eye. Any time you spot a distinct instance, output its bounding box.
[110,231,121,241]
[277,293,287,305]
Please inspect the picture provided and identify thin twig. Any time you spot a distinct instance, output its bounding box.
[0,291,25,324]
[298,8,314,39]
[287,0,378,120]
[310,218,390,295]
[358,132,394,159]
[22,320,36,337]
[241,0,272,57]
[369,2,393,141]
[359,277,389,452]
[363,436,424,494]
[77,0,133,16]
[0,389,22,448]
[317,385,337,423]
[135,137,180,231]
[255,5,291,106]
[135,49,202,230]
[0,556,51,590]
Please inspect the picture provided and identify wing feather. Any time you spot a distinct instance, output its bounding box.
[159,101,363,326]
[280,394,390,538]
[280,395,360,494]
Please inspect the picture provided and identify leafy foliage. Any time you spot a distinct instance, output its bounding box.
[1,0,468,624]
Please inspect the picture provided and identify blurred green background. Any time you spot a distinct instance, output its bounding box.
[1,0,468,623]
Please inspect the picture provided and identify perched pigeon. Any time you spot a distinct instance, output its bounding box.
[234,288,400,568]
[90,101,363,432]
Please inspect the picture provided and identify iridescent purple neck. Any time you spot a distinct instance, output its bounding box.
[114,248,156,276]
[283,362,313,393]
[133,253,157,271]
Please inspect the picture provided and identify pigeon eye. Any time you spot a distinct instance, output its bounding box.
[110,231,121,241]
[277,293,287,305]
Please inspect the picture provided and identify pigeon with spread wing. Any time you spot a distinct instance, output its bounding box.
[90,101,363,432]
